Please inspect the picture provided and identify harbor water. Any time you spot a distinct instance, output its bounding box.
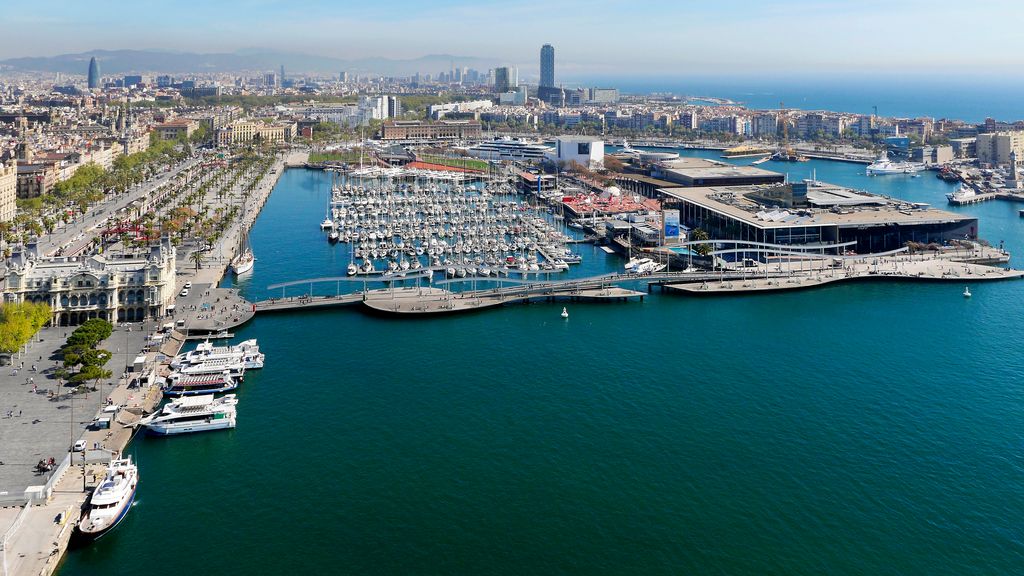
[60,155,1024,575]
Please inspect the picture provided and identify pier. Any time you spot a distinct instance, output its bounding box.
[250,274,647,316]
[946,190,1024,206]
[665,258,1024,295]
[243,247,1023,317]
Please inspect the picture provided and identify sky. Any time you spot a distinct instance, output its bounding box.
[2,0,1022,77]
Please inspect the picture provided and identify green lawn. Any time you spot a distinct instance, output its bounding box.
[417,155,489,171]
[309,150,364,164]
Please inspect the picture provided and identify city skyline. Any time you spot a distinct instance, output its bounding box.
[2,0,1023,74]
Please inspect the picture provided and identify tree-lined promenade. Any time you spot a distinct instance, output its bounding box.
[4,135,194,251]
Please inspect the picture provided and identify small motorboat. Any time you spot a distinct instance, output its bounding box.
[963,286,971,298]
[560,307,569,319]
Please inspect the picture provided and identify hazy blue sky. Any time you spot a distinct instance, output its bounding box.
[1,0,1019,75]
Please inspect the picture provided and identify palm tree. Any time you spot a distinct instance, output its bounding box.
[691,228,712,257]
[190,249,205,271]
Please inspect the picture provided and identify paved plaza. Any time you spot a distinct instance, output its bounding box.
[0,325,148,496]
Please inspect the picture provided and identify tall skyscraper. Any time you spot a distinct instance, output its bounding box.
[387,96,402,118]
[494,67,511,93]
[538,44,561,105]
[540,44,554,88]
[87,57,101,89]
[280,65,285,83]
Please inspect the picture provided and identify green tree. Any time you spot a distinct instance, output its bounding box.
[691,228,712,257]
[0,301,52,354]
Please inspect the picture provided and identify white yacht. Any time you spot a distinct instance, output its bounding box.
[140,394,238,436]
[947,185,977,203]
[625,257,652,273]
[77,456,138,540]
[465,137,553,162]
[172,339,263,370]
[866,152,924,175]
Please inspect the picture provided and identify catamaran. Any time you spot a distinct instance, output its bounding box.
[140,394,238,436]
[77,457,138,540]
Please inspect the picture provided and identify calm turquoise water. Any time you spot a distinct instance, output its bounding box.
[61,160,1024,575]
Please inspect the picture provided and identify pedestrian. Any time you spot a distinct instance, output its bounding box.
[18,410,21,417]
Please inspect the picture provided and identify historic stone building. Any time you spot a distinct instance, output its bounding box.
[2,236,177,326]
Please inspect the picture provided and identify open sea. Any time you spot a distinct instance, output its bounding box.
[573,75,1024,122]
[60,152,1024,575]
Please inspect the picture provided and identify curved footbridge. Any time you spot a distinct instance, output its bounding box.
[254,272,652,316]
[205,250,1023,324]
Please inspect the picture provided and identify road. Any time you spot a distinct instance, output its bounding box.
[38,155,205,258]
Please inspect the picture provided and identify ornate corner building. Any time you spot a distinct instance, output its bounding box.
[3,236,177,326]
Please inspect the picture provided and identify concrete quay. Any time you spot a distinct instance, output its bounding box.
[665,258,1024,295]
[0,150,312,576]
[170,149,309,335]
[0,324,166,576]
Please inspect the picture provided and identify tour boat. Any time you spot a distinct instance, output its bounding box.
[172,339,263,370]
[175,357,246,379]
[140,394,238,436]
[162,372,238,397]
[77,457,138,540]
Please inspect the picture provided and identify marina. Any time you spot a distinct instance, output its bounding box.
[52,153,1024,576]
[325,172,585,281]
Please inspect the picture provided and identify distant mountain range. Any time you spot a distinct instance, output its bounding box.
[0,49,505,77]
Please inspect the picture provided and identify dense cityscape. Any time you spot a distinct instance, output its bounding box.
[1,6,1023,575]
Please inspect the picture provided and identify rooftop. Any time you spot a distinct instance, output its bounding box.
[556,135,603,143]
[659,157,782,180]
[660,185,975,229]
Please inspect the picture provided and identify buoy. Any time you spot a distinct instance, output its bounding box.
[561,307,569,319]
[963,286,971,298]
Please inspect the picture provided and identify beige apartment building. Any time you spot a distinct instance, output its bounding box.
[975,132,1024,166]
